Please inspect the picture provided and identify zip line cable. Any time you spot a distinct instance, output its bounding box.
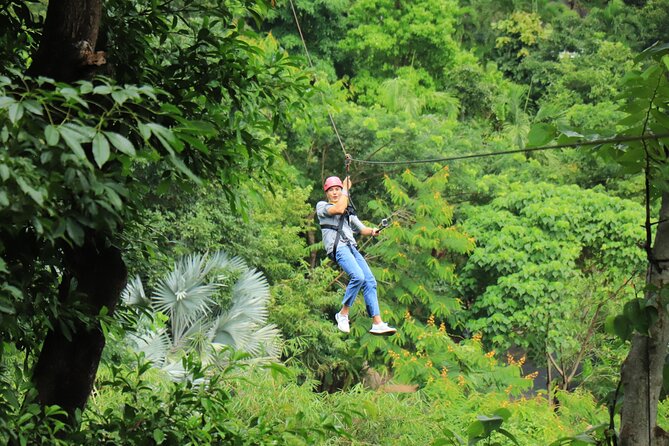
[288,0,348,160]
[348,132,669,166]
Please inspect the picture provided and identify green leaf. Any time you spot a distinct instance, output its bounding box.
[613,314,632,341]
[624,299,650,333]
[147,123,184,153]
[58,126,86,160]
[651,109,669,130]
[170,155,201,184]
[496,428,520,445]
[8,102,23,123]
[93,85,113,95]
[0,96,15,108]
[604,314,617,335]
[466,420,484,439]
[60,87,87,107]
[138,123,151,140]
[178,133,209,154]
[44,125,60,146]
[476,415,504,435]
[492,408,512,421]
[558,129,584,139]
[66,219,85,246]
[22,100,43,116]
[617,113,643,127]
[105,131,136,156]
[15,177,44,205]
[436,429,466,445]
[92,132,111,167]
[0,300,16,315]
[182,120,217,136]
[527,123,555,147]
[153,428,165,444]
[79,81,93,94]
[637,42,669,61]
[111,90,128,105]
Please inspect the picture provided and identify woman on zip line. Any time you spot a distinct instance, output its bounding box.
[316,175,396,335]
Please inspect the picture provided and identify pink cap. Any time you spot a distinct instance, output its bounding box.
[323,176,343,191]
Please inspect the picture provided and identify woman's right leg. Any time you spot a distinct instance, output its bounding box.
[336,245,365,308]
[348,245,380,318]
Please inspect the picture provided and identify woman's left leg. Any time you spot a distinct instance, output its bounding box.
[349,246,380,318]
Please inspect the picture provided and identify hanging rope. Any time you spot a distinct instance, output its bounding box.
[288,0,348,160]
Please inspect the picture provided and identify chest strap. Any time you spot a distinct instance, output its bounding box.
[320,212,349,262]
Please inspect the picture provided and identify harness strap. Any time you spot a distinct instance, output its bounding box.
[320,212,348,262]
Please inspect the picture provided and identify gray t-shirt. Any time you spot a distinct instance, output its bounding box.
[316,201,366,255]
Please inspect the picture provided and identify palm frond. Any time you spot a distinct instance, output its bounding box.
[152,253,221,343]
[183,319,216,358]
[160,360,188,382]
[239,324,282,359]
[122,275,149,306]
[209,250,248,273]
[210,313,255,349]
[126,250,282,380]
[129,329,171,367]
[230,268,270,324]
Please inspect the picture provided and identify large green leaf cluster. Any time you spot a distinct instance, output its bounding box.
[368,168,474,326]
[102,0,311,193]
[0,76,191,350]
[338,0,461,86]
[270,264,364,392]
[0,0,310,353]
[459,182,645,356]
[0,1,44,73]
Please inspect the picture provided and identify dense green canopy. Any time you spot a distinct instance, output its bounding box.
[1,0,669,444]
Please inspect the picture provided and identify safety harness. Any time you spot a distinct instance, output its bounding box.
[320,208,352,262]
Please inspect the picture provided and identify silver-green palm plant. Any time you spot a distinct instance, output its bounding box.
[122,251,281,380]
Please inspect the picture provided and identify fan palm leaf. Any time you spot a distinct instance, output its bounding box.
[129,329,171,367]
[124,250,282,379]
[239,324,282,359]
[152,253,220,345]
[122,275,149,306]
[229,268,270,323]
[209,250,247,274]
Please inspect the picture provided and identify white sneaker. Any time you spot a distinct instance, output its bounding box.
[369,322,397,336]
[335,312,350,333]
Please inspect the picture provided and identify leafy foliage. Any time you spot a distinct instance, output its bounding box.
[3,0,669,442]
[270,264,364,392]
[367,167,475,330]
[0,0,309,368]
[493,10,551,81]
[338,0,462,87]
[0,75,193,353]
[459,182,645,362]
[123,179,312,285]
[124,251,281,379]
[85,354,351,445]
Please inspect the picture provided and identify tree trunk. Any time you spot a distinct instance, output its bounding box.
[27,0,105,82]
[27,0,126,417]
[32,239,127,415]
[620,192,669,446]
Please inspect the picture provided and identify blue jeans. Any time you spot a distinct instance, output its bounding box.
[335,244,380,317]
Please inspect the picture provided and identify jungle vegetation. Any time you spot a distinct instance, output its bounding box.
[1,0,669,444]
